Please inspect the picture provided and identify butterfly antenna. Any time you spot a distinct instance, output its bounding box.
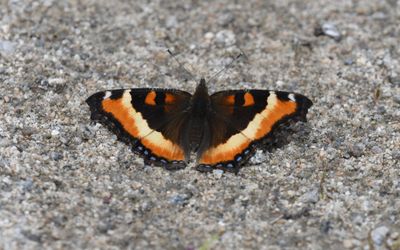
[207,53,243,83]
[167,49,197,82]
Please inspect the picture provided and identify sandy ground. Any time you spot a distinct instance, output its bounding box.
[0,0,399,249]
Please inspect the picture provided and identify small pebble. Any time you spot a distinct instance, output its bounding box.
[48,78,66,85]
[0,40,16,54]
[21,179,34,192]
[51,129,60,137]
[371,226,390,246]
[376,105,386,114]
[217,13,235,26]
[204,32,214,40]
[0,138,11,147]
[393,95,400,104]
[371,145,383,154]
[50,151,63,161]
[343,239,353,248]
[300,188,319,204]
[389,76,400,86]
[392,150,400,160]
[344,58,353,65]
[73,54,81,61]
[169,193,191,206]
[349,143,365,157]
[213,169,224,179]
[391,232,399,239]
[314,23,342,41]
[325,147,337,160]
[165,16,178,28]
[131,181,142,190]
[215,30,236,46]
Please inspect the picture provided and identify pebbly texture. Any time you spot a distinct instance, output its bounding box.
[0,0,399,249]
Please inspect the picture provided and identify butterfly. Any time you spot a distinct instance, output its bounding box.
[86,78,312,173]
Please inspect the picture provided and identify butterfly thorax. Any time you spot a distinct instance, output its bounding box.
[180,79,212,160]
[190,79,210,116]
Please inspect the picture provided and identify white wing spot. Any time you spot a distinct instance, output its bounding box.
[103,91,112,99]
[288,94,296,102]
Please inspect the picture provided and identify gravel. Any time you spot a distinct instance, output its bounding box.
[0,0,399,249]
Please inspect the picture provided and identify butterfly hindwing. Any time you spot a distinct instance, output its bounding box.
[86,88,192,169]
[196,90,313,172]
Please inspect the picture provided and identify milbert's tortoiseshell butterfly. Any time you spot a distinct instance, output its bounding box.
[86,54,312,173]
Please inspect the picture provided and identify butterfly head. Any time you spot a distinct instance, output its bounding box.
[197,78,207,89]
[192,77,208,97]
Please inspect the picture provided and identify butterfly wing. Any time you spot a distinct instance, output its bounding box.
[86,88,192,169]
[197,90,313,172]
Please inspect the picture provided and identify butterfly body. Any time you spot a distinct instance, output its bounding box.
[179,79,213,159]
[86,78,312,173]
